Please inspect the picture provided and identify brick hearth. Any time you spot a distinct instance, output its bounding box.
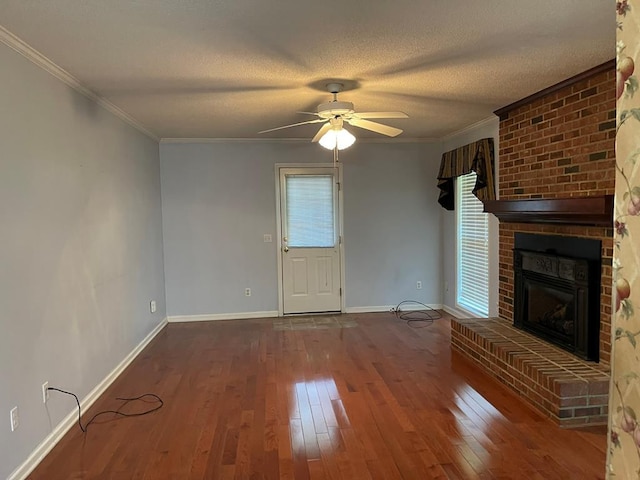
[451,317,609,427]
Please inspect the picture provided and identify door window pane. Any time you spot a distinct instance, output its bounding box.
[286,175,335,247]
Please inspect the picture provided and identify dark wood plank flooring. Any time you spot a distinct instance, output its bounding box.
[29,312,606,479]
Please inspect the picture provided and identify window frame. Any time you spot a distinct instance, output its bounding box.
[455,172,490,317]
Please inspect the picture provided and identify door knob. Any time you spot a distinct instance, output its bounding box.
[283,246,289,253]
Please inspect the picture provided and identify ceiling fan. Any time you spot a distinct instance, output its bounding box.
[258,83,408,149]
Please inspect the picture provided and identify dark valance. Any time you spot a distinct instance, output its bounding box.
[437,137,496,210]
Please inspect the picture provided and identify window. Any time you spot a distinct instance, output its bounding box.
[456,172,489,316]
[285,175,335,247]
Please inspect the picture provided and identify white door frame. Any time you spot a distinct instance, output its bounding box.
[275,163,345,316]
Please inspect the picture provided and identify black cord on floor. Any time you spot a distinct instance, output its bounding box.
[47,387,163,433]
[390,300,442,328]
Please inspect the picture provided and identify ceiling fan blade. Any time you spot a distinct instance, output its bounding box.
[311,123,333,143]
[352,111,409,119]
[346,118,403,137]
[258,118,326,134]
[297,111,321,116]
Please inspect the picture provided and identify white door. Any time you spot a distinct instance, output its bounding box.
[278,166,342,314]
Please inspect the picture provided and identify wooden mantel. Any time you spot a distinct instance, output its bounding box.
[483,195,614,226]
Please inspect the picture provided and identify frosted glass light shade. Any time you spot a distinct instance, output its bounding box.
[319,127,355,150]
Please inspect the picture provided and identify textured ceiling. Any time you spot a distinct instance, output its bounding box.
[0,1,614,140]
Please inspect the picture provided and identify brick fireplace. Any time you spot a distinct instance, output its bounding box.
[495,63,615,364]
[451,61,615,426]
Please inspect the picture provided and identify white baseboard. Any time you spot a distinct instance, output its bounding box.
[8,317,168,480]
[346,304,442,314]
[168,311,279,323]
[167,307,446,320]
[346,306,394,313]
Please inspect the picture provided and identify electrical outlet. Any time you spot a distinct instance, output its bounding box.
[416,281,422,290]
[244,288,251,297]
[42,382,49,403]
[444,281,449,292]
[263,234,272,243]
[10,407,18,432]
[150,300,157,313]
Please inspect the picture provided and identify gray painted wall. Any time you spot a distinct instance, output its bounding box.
[440,117,500,316]
[160,141,443,315]
[0,43,165,478]
[342,143,443,308]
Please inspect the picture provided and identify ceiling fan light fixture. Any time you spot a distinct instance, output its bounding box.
[259,82,407,144]
[319,127,355,150]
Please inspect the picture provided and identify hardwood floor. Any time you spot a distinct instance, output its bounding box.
[29,312,607,479]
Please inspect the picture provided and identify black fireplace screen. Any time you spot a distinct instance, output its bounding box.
[525,282,574,341]
[513,234,601,362]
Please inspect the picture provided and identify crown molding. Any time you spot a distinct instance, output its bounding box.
[0,26,158,141]
[440,115,498,142]
[160,136,439,144]
[354,136,440,144]
[160,137,309,144]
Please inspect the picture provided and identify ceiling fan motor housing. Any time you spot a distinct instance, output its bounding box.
[317,101,355,119]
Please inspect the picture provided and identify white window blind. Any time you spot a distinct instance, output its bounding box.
[456,172,489,316]
[286,175,335,247]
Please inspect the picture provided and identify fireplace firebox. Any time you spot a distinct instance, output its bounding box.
[513,234,601,362]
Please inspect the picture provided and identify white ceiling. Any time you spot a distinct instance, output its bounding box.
[0,1,614,141]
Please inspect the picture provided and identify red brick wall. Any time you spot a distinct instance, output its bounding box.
[497,68,615,364]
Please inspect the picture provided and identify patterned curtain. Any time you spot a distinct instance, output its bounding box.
[437,137,496,210]
[608,0,640,476]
